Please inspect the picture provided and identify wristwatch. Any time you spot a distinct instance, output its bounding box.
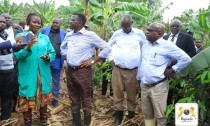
[91,60,95,65]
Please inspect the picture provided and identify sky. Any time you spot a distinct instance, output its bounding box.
[9,0,210,22]
[9,0,69,8]
[162,0,210,22]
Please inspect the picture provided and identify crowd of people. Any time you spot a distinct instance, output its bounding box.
[1,11,205,126]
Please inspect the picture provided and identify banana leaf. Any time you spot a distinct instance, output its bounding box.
[171,47,210,78]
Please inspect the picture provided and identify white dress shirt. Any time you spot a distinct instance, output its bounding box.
[108,28,147,69]
[168,32,180,44]
[5,27,15,42]
[137,37,191,84]
[60,28,111,66]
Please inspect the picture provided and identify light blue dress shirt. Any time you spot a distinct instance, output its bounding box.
[137,37,191,84]
[60,28,111,66]
[108,28,147,69]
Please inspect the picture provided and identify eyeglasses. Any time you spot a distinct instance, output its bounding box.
[146,28,157,32]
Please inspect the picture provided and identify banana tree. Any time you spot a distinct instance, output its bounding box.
[88,0,121,40]
[197,8,210,47]
[0,0,22,14]
[0,0,23,22]
[26,0,56,26]
[113,0,172,29]
[58,0,171,37]
[169,56,210,124]
[177,5,210,47]
[56,0,85,28]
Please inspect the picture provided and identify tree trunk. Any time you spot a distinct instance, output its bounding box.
[84,0,89,22]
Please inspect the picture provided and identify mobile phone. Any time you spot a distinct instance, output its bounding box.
[21,31,34,44]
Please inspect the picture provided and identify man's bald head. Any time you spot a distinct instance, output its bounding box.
[146,22,165,43]
[51,17,61,30]
[151,22,165,36]
[121,14,133,34]
[121,15,132,22]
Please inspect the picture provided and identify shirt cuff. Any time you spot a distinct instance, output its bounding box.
[172,66,178,73]
[10,39,16,46]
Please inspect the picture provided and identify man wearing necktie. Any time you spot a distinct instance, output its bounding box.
[170,34,176,42]
[163,19,196,105]
[163,19,196,57]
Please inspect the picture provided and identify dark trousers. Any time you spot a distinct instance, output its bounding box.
[102,74,112,96]
[167,81,182,105]
[51,67,61,98]
[66,66,92,114]
[0,71,15,120]
[13,64,19,111]
[101,63,112,96]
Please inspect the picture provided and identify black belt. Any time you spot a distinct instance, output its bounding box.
[68,65,81,70]
[144,77,167,87]
[115,65,137,70]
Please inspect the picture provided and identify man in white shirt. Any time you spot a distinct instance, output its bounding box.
[137,23,191,126]
[108,14,147,126]
[60,13,111,126]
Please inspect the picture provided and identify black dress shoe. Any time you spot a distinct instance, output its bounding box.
[51,99,59,107]
[114,111,124,126]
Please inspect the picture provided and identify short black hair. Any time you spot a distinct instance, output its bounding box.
[186,28,193,36]
[26,13,43,27]
[19,20,25,25]
[73,13,86,26]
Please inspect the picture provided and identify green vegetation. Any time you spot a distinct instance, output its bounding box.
[1,0,210,125]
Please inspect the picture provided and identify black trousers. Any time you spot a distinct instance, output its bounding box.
[0,71,15,120]
[101,68,112,96]
[13,64,19,111]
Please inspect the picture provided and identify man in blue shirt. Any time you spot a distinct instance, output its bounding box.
[137,23,191,126]
[60,13,111,126]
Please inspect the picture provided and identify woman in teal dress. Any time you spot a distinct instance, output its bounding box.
[14,13,55,126]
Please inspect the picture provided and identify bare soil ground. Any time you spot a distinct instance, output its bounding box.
[0,68,144,126]
[0,92,144,126]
